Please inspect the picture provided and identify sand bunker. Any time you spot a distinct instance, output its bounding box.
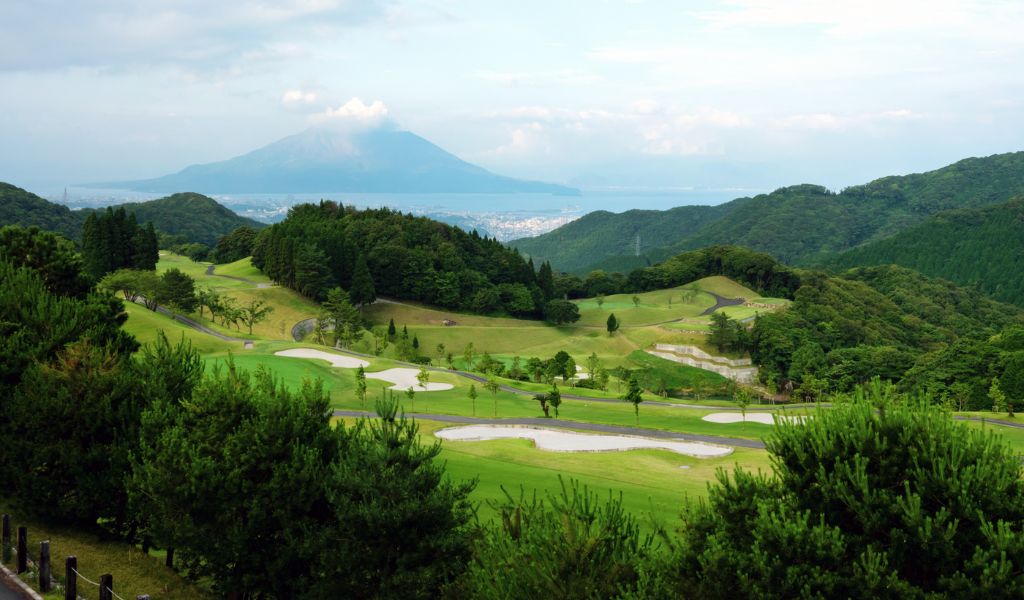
[702,412,804,425]
[435,425,732,458]
[274,348,369,368]
[366,368,454,392]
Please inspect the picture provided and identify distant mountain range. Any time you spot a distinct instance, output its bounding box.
[0,183,262,245]
[513,151,1024,276]
[95,126,578,195]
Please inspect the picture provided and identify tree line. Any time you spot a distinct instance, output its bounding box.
[81,206,160,280]
[251,201,569,318]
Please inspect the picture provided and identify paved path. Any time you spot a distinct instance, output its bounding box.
[133,298,252,345]
[332,409,767,449]
[954,415,1024,429]
[699,292,746,316]
[0,570,31,600]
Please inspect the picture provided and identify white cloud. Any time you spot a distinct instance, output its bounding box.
[697,0,1024,42]
[776,109,922,131]
[314,97,390,125]
[281,89,319,107]
[476,69,603,87]
[487,123,551,157]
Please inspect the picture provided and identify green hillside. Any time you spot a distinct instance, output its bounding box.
[0,182,263,245]
[514,151,1024,273]
[824,198,1024,306]
[511,201,743,273]
[0,182,82,239]
[105,192,264,245]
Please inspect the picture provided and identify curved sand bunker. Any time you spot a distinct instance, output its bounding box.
[366,368,454,392]
[275,348,369,368]
[274,350,453,392]
[702,412,804,425]
[436,425,732,458]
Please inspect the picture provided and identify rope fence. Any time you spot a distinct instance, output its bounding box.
[72,566,130,600]
[1,514,150,600]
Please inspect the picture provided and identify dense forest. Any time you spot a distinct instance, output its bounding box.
[513,151,1024,273]
[252,201,553,316]
[0,183,263,246]
[824,197,1024,306]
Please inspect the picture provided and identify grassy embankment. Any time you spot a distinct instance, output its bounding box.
[0,501,211,600]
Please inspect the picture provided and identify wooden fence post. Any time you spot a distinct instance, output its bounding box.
[65,556,77,600]
[99,573,112,600]
[38,540,51,593]
[165,547,174,569]
[1,514,9,563]
[16,526,26,574]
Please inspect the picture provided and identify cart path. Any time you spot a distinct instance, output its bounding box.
[699,292,746,316]
[132,298,252,345]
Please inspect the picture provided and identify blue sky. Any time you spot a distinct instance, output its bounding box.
[2,0,1023,193]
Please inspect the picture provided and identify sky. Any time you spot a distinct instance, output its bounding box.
[2,0,1023,194]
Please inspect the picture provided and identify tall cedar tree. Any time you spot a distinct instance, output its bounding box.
[349,252,377,306]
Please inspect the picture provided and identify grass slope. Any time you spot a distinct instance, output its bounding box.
[1,501,211,600]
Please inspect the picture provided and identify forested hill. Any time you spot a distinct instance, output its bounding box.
[100,193,264,245]
[508,201,745,273]
[252,201,549,316]
[0,182,82,240]
[0,183,263,245]
[823,197,1024,306]
[513,151,1024,273]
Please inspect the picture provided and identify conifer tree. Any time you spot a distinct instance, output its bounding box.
[349,253,377,307]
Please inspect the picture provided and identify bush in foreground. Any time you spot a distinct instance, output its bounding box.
[675,381,1024,598]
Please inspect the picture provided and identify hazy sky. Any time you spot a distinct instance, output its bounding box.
[2,0,1023,193]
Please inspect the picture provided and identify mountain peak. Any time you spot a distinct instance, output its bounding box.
[97,127,578,195]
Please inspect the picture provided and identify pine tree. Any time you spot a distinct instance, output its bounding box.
[538,261,555,300]
[387,318,397,339]
[606,313,619,336]
[349,253,377,307]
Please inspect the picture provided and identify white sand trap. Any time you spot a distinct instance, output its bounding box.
[366,368,454,392]
[702,412,804,425]
[274,348,369,368]
[435,425,732,458]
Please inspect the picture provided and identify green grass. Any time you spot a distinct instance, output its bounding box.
[625,350,730,390]
[123,303,240,354]
[154,253,320,342]
[573,287,716,327]
[422,418,772,530]
[0,501,211,600]
[684,276,759,298]
[211,257,272,283]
